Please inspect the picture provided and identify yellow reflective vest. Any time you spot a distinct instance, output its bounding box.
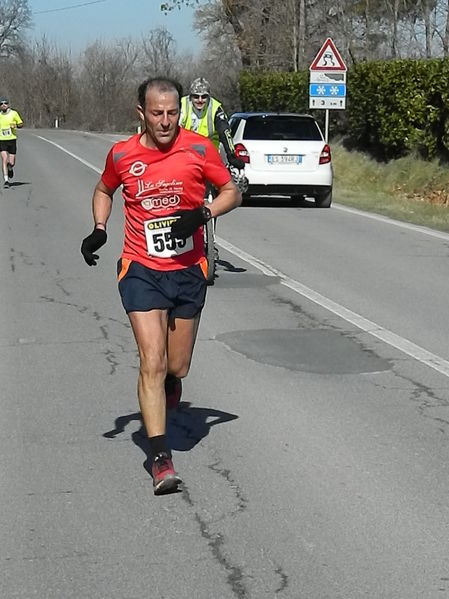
[0,109,23,141]
[180,96,221,148]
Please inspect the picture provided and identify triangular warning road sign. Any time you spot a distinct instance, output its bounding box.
[310,38,347,71]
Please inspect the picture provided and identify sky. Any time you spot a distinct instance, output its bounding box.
[28,0,202,55]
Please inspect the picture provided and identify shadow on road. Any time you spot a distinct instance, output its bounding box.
[103,402,238,476]
[216,258,246,273]
[241,195,316,208]
[5,181,30,188]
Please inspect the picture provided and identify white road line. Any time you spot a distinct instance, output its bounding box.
[217,236,449,379]
[81,131,128,142]
[34,134,449,378]
[36,135,102,174]
[334,203,449,241]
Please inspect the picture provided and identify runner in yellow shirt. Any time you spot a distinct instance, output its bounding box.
[0,96,23,188]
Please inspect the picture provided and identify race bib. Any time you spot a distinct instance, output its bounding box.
[144,216,193,257]
[1,128,11,137]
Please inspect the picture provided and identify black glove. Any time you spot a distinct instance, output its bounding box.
[81,228,107,266]
[228,155,245,170]
[170,206,212,240]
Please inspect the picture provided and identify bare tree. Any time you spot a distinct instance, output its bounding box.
[139,27,180,78]
[443,0,449,54]
[0,0,31,57]
[78,39,138,130]
[421,0,433,56]
[29,38,74,127]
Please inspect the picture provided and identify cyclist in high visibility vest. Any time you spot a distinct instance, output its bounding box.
[180,79,245,263]
[179,78,244,171]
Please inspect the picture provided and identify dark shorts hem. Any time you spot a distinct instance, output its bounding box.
[0,140,17,154]
[117,259,207,318]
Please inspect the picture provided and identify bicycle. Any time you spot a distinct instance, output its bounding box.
[203,185,216,285]
[203,164,248,285]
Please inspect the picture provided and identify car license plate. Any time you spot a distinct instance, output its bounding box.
[267,154,302,164]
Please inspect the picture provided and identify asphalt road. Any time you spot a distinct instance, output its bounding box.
[2,129,449,599]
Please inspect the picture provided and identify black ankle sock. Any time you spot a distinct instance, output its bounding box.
[149,434,167,457]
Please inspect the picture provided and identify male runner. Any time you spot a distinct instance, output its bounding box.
[0,96,23,188]
[81,77,241,494]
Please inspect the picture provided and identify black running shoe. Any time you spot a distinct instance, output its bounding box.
[151,452,182,495]
[7,165,13,179]
[3,181,9,188]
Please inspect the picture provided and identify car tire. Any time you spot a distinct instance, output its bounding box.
[315,189,332,208]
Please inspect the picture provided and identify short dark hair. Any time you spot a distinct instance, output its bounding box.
[138,77,183,109]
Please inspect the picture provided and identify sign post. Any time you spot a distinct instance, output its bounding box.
[309,38,347,142]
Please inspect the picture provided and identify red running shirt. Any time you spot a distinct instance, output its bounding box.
[101,128,231,271]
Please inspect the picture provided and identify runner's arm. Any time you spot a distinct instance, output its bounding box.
[207,178,241,219]
[92,179,116,230]
[12,112,23,128]
[202,139,242,215]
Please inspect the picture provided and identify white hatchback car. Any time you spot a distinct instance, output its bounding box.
[227,112,333,207]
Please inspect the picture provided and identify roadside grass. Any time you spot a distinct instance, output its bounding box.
[332,143,449,233]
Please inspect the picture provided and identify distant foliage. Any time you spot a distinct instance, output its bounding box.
[4,0,449,158]
[347,58,449,160]
[239,58,449,161]
[239,71,309,113]
[0,0,32,57]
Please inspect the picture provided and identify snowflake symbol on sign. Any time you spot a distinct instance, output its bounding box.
[317,85,325,95]
[330,86,339,95]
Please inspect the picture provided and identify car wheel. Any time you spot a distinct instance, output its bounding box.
[315,189,332,208]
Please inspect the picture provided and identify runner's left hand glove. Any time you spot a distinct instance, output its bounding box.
[170,206,212,240]
[81,228,107,266]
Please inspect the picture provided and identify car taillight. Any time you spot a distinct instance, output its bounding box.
[319,144,331,164]
[234,143,250,164]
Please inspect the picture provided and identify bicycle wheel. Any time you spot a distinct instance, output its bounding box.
[203,218,216,285]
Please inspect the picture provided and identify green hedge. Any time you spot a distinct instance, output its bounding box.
[239,59,449,161]
[239,71,309,113]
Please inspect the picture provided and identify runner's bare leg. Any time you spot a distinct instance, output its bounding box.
[1,151,8,179]
[167,315,201,377]
[128,310,169,438]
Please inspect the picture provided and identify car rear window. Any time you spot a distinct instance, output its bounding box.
[230,118,241,137]
[242,116,322,141]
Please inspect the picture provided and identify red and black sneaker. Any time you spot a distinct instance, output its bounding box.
[151,452,182,495]
[165,374,182,410]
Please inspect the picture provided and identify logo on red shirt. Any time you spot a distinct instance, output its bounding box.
[129,161,148,176]
[140,195,181,210]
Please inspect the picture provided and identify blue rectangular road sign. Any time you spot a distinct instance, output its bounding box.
[309,84,346,97]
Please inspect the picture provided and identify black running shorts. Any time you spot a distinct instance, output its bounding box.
[0,139,17,154]
[117,258,207,318]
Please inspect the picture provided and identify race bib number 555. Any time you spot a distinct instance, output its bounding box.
[144,216,193,258]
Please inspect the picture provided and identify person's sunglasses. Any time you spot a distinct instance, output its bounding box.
[192,94,209,100]
[0,102,8,105]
